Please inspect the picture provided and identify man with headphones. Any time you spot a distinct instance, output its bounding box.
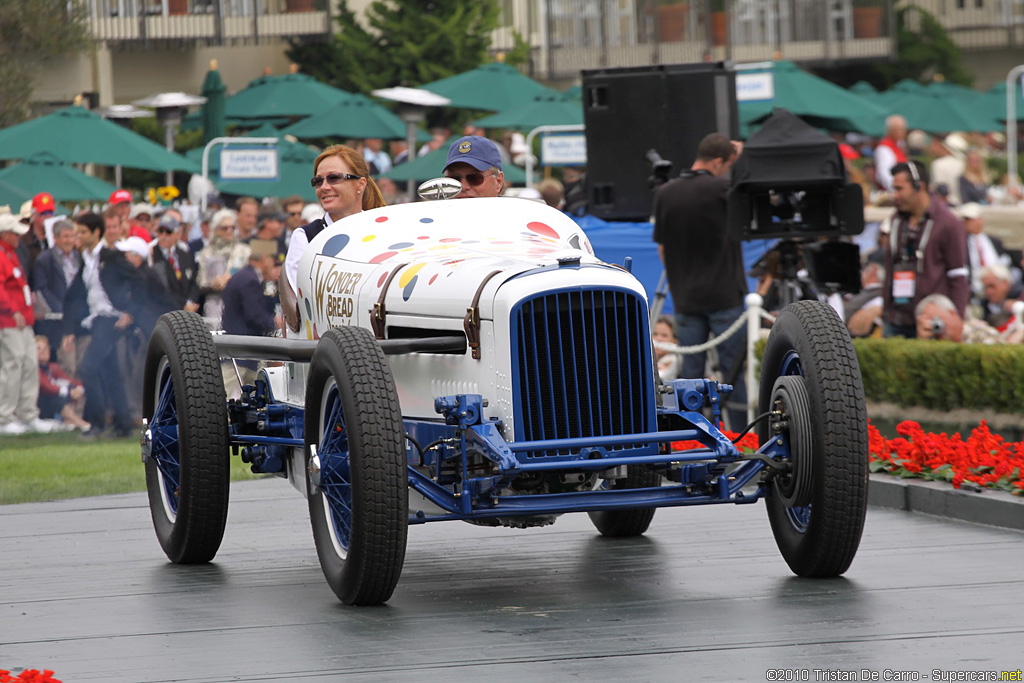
[653,132,747,429]
[881,159,969,338]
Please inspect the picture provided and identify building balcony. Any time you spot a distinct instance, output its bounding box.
[910,0,1024,52]
[495,0,896,81]
[86,0,330,44]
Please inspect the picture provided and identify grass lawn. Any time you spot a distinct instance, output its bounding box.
[0,431,263,505]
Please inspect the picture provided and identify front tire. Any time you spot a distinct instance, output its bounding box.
[304,326,408,605]
[143,311,230,564]
[759,301,868,578]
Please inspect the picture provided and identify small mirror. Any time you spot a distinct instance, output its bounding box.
[418,177,462,201]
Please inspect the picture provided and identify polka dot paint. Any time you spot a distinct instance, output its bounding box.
[402,277,418,300]
[362,235,376,242]
[527,221,558,239]
[322,234,350,256]
[370,251,398,264]
[419,218,433,223]
[375,216,388,223]
[399,263,426,288]
[377,271,389,287]
[389,242,413,249]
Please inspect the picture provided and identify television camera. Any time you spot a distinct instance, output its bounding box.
[727,110,865,308]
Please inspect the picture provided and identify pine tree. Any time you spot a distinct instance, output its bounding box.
[287,0,501,93]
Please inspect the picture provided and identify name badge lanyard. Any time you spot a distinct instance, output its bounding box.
[890,216,933,304]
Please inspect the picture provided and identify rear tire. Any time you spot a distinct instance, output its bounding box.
[759,301,868,577]
[304,326,408,605]
[588,466,661,537]
[143,311,230,564]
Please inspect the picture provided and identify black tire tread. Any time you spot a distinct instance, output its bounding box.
[306,326,407,605]
[143,310,230,564]
[588,465,661,537]
[760,301,869,577]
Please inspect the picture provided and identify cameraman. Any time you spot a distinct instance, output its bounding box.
[881,160,969,338]
[653,133,746,429]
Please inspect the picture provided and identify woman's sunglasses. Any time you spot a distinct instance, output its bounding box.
[445,171,495,187]
[311,172,362,188]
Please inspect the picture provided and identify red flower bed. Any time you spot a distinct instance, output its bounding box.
[672,429,760,453]
[869,420,1024,496]
[0,669,61,683]
[673,421,1024,497]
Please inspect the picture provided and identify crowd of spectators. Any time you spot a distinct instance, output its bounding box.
[0,188,304,437]
[836,120,1024,344]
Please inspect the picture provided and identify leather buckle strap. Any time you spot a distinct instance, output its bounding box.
[371,263,408,339]
[463,270,503,360]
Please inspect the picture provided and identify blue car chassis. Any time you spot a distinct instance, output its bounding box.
[216,343,791,525]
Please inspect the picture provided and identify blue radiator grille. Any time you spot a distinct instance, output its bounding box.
[511,287,655,458]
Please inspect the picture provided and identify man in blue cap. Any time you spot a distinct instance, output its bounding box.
[444,135,505,199]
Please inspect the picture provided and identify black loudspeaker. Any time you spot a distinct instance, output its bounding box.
[582,62,739,222]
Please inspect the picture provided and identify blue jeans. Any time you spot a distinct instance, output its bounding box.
[675,304,748,431]
[78,316,132,432]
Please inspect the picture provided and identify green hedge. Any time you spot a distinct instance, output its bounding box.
[753,337,1024,414]
[853,338,1024,414]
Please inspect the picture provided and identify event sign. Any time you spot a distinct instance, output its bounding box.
[220,147,279,181]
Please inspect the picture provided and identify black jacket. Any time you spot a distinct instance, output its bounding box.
[151,242,200,310]
[221,265,277,337]
[32,247,81,313]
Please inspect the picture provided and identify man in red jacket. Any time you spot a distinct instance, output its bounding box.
[0,211,51,435]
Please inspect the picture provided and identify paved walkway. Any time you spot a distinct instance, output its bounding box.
[2,478,1023,682]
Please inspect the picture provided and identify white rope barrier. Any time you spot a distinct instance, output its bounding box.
[654,293,768,425]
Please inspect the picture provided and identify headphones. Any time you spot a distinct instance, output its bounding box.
[906,160,922,191]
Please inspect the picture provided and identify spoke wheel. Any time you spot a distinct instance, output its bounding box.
[143,311,230,564]
[758,301,868,577]
[305,326,407,605]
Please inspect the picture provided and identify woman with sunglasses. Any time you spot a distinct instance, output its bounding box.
[281,144,386,334]
[196,208,251,328]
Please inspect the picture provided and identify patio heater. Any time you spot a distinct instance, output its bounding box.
[133,92,207,187]
[94,104,154,189]
[371,86,451,199]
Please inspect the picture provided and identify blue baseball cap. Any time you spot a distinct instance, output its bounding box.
[444,136,502,173]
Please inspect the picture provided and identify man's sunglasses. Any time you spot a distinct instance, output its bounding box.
[311,172,362,188]
[445,171,495,187]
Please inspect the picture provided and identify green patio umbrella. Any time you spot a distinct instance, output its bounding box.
[0,178,30,208]
[983,81,1024,123]
[0,152,118,203]
[562,84,582,101]
[0,105,198,173]
[849,81,878,95]
[419,62,559,111]
[381,137,526,185]
[883,85,1000,133]
[281,94,430,142]
[208,124,319,200]
[473,93,584,130]
[738,61,887,135]
[224,72,356,121]
[201,60,227,144]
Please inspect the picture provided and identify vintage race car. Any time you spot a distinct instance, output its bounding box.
[141,189,869,605]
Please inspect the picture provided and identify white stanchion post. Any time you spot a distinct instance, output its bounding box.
[1012,300,1024,330]
[745,292,763,426]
